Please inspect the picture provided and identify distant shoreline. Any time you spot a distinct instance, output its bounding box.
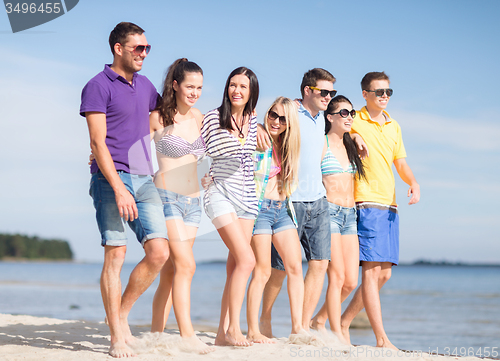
[1,258,499,267]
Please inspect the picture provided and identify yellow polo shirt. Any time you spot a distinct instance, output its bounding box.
[351,107,406,206]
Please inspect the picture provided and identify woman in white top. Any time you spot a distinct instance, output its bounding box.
[201,67,259,346]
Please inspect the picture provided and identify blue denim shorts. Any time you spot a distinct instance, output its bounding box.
[157,188,201,228]
[204,184,256,221]
[329,202,357,235]
[271,197,331,271]
[89,172,168,247]
[253,198,296,235]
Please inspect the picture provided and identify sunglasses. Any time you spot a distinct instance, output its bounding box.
[309,86,337,98]
[331,109,356,118]
[123,44,151,56]
[365,88,393,97]
[268,110,287,125]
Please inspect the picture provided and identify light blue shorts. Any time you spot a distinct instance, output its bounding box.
[329,202,357,235]
[357,204,399,265]
[253,198,296,235]
[203,184,256,221]
[156,188,201,228]
[89,172,168,247]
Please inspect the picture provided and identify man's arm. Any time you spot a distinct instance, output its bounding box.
[256,123,272,151]
[349,133,369,159]
[86,112,138,221]
[393,158,420,205]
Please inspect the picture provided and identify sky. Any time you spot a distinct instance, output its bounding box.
[1,0,499,264]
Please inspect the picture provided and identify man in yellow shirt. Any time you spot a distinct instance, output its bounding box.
[341,72,420,349]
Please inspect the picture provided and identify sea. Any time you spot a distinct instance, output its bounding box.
[1,261,499,355]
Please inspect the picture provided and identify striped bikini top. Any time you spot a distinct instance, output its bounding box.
[321,135,356,175]
[155,133,206,161]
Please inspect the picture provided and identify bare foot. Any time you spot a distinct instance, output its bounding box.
[179,335,216,354]
[340,322,351,345]
[214,331,229,346]
[109,340,136,358]
[288,329,322,346]
[225,331,253,347]
[246,332,276,344]
[332,331,350,345]
[259,319,274,338]
[377,341,398,351]
[120,318,138,347]
[309,318,327,333]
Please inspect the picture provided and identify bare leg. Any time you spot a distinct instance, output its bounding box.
[272,229,305,335]
[101,245,136,358]
[119,238,169,347]
[214,214,256,346]
[214,252,234,346]
[361,262,396,349]
[302,259,328,330]
[246,234,275,343]
[151,257,174,332]
[260,268,285,338]
[341,261,394,348]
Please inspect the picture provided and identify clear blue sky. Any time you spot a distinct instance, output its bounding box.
[1,0,499,263]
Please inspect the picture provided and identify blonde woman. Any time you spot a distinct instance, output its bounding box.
[246,97,306,343]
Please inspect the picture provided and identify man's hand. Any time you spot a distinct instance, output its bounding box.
[407,183,420,205]
[88,151,95,165]
[256,123,272,151]
[393,158,420,205]
[115,187,139,221]
[201,173,212,190]
[350,133,369,159]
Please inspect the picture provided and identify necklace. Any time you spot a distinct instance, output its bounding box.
[232,115,246,138]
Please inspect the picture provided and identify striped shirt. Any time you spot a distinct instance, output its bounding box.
[201,109,259,216]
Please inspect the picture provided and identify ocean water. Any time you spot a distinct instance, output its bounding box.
[0,261,499,353]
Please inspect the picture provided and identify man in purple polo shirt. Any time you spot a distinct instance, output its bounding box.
[80,22,169,358]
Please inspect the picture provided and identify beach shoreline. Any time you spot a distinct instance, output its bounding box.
[1,313,494,361]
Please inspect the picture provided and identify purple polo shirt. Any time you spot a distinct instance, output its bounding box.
[80,64,159,175]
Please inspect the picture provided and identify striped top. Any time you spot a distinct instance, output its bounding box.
[155,133,205,162]
[321,135,356,175]
[201,109,259,216]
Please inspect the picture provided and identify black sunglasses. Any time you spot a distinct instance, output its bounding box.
[268,110,287,125]
[331,109,356,118]
[309,86,337,98]
[365,88,393,97]
[123,44,151,56]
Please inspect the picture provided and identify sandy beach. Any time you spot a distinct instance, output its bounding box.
[0,313,490,361]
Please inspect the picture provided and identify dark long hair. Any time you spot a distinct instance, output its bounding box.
[324,95,366,181]
[156,58,203,127]
[218,67,259,130]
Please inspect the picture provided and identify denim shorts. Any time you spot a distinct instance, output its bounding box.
[253,198,296,235]
[89,171,168,247]
[157,188,201,229]
[271,197,331,271]
[329,202,357,235]
[204,184,257,221]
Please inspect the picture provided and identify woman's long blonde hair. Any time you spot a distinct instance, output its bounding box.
[264,97,301,197]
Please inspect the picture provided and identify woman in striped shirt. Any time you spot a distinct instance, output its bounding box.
[201,67,259,347]
[149,58,214,353]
